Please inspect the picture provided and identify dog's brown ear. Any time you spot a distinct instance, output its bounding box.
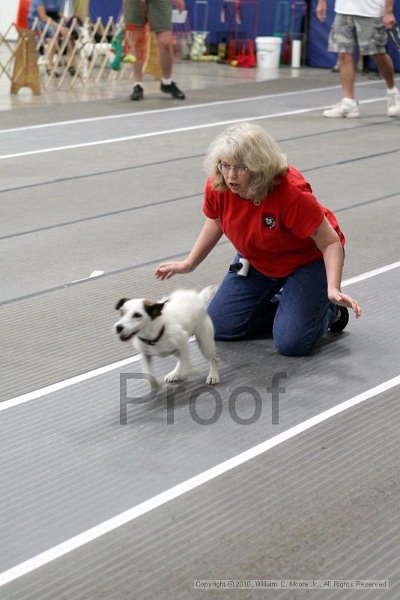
[115,298,129,310]
[144,300,166,320]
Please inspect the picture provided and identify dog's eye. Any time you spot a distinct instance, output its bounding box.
[132,312,142,319]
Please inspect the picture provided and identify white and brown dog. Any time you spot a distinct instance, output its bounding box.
[114,286,219,386]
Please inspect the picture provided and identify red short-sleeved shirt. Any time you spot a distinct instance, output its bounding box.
[203,166,345,278]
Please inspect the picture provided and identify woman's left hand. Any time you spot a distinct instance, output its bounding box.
[328,288,362,318]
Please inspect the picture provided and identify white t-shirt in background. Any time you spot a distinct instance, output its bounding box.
[335,0,385,17]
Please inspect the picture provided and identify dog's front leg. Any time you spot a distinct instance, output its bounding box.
[141,353,159,389]
[164,343,193,383]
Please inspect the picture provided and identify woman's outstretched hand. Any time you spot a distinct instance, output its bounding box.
[154,259,193,280]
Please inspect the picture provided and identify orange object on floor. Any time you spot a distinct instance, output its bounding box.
[16,0,31,29]
[125,24,147,63]
[229,39,256,68]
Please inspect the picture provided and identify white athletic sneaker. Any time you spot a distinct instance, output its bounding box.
[387,92,400,117]
[323,99,360,118]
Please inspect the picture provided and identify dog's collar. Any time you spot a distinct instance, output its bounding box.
[138,325,165,346]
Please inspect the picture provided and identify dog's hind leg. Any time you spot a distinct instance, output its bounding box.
[194,316,220,385]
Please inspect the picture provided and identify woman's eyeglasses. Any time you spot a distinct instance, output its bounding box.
[218,162,249,175]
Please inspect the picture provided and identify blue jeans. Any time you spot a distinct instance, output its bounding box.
[208,255,336,356]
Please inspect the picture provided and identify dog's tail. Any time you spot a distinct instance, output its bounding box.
[199,285,218,306]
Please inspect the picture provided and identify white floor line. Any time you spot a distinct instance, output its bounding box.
[0,356,140,413]
[0,96,390,161]
[341,260,400,287]
[0,79,388,133]
[0,260,399,415]
[0,373,399,588]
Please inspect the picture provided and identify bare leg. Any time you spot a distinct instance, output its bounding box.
[372,52,395,89]
[156,30,173,79]
[338,52,356,98]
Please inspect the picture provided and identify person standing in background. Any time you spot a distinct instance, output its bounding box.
[124,0,186,101]
[316,0,400,117]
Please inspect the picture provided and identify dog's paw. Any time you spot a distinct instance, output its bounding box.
[206,372,220,386]
[165,370,186,383]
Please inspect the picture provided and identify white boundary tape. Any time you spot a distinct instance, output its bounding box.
[1,260,399,414]
[0,374,399,587]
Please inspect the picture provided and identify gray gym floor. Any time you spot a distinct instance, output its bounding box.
[1,62,399,599]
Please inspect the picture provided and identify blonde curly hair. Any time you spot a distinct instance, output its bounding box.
[203,122,288,201]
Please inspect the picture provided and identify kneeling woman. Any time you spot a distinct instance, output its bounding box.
[155,122,361,356]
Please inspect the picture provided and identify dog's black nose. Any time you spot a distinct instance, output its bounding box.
[116,325,124,334]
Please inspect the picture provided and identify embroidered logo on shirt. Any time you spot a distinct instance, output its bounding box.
[263,214,276,229]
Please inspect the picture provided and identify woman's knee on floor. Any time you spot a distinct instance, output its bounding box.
[273,329,318,357]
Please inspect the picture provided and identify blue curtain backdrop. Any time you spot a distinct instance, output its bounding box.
[184,0,308,43]
[88,0,277,40]
[88,0,399,70]
[89,0,122,21]
[307,0,400,71]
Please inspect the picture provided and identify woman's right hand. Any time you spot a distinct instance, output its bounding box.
[154,259,193,280]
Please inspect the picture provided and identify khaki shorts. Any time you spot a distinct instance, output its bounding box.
[328,14,388,55]
[124,0,172,32]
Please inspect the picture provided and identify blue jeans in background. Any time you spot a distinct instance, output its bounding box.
[208,254,337,356]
